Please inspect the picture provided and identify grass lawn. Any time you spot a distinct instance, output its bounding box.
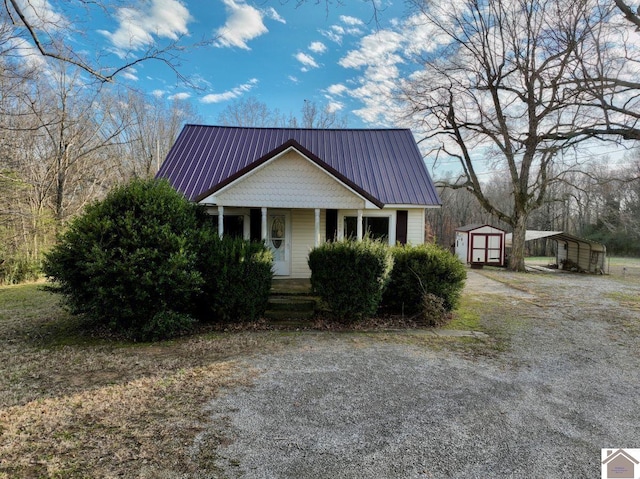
[0,283,295,478]
[526,255,640,280]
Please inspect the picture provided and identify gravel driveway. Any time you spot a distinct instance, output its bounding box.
[199,270,640,478]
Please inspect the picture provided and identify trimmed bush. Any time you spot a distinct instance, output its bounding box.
[196,230,273,323]
[43,179,204,340]
[308,239,393,321]
[382,243,466,313]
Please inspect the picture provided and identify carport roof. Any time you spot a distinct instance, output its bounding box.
[505,230,606,252]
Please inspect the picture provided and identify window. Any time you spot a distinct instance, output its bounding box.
[209,215,245,238]
[344,216,389,241]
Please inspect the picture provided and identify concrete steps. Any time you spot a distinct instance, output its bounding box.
[264,295,318,321]
[265,278,320,325]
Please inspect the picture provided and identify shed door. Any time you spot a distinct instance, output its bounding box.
[471,233,502,264]
[471,234,487,263]
[486,235,502,263]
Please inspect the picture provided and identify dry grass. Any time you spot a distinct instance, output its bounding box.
[0,283,290,478]
[526,255,640,280]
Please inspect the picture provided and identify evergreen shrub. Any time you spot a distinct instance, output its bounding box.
[308,239,393,321]
[43,179,204,340]
[382,243,466,313]
[197,230,273,322]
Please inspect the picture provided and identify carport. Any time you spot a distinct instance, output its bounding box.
[505,230,607,274]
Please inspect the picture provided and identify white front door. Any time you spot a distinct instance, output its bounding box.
[268,211,291,276]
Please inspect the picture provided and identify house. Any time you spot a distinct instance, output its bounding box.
[601,449,639,478]
[156,125,441,278]
[455,224,506,267]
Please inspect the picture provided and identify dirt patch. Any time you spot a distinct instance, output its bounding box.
[464,270,536,298]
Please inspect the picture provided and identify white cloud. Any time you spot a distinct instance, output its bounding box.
[100,0,191,53]
[309,41,327,54]
[339,30,404,69]
[288,75,299,83]
[337,27,407,124]
[264,6,285,24]
[325,100,344,113]
[214,0,268,50]
[168,92,191,101]
[339,15,364,26]
[320,25,345,44]
[295,52,319,69]
[122,71,139,81]
[320,14,364,45]
[14,0,67,30]
[326,83,348,96]
[151,89,166,98]
[201,78,259,104]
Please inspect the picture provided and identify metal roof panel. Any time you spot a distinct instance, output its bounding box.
[156,125,441,206]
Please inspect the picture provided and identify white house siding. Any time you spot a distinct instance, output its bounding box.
[406,209,426,244]
[290,209,324,278]
[212,150,365,209]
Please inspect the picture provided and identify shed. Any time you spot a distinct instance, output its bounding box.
[505,230,606,274]
[455,224,506,267]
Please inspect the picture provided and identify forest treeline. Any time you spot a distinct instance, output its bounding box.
[427,159,640,257]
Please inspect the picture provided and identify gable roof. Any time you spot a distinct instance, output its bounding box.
[156,125,441,207]
[455,223,503,233]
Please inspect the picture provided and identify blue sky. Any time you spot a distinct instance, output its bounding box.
[77,0,414,127]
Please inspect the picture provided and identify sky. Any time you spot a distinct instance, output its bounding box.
[72,0,416,128]
[13,0,636,178]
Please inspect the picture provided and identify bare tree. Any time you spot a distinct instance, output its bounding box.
[217,96,347,128]
[217,97,285,127]
[300,100,347,128]
[114,92,200,179]
[402,0,636,271]
[2,1,192,83]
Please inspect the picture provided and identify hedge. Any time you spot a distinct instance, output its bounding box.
[196,230,273,323]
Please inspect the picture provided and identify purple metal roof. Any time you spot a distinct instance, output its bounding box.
[156,125,441,207]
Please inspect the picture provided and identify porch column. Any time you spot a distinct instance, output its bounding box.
[357,209,363,241]
[314,208,321,247]
[218,205,224,238]
[389,211,397,246]
[261,207,268,241]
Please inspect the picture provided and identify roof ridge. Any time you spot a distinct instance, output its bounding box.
[183,124,410,132]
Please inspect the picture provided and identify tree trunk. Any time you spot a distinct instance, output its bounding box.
[509,214,528,272]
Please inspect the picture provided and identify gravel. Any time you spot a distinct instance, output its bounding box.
[198,271,640,479]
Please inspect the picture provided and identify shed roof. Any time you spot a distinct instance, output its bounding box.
[456,223,506,233]
[156,125,441,207]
